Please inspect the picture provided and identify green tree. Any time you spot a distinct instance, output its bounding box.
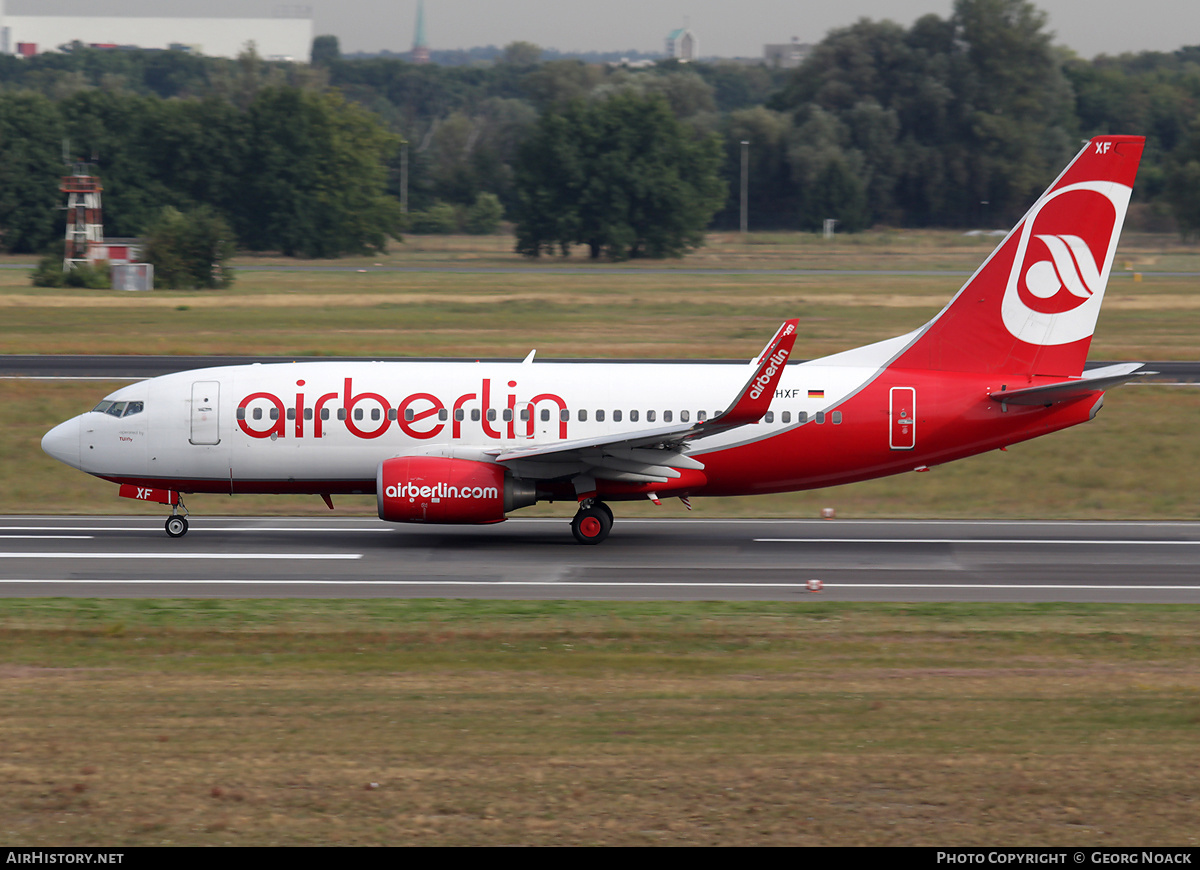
[311,35,341,67]
[236,87,403,256]
[501,41,542,68]
[715,107,796,229]
[1165,118,1200,240]
[0,92,64,253]
[462,192,504,234]
[514,93,726,260]
[140,205,236,289]
[407,201,458,234]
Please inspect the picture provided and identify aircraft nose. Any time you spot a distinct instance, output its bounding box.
[42,416,81,469]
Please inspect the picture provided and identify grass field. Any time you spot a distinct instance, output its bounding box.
[2,231,1199,361]
[2,599,1199,846]
[2,232,1198,846]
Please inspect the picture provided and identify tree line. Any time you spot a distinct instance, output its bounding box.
[1,0,1199,262]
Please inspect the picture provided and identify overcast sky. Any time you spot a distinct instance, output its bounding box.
[7,1,1200,60]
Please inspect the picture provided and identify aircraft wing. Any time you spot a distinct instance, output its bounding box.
[988,363,1150,406]
[489,320,798,484]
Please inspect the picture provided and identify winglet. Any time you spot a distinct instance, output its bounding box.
[709,319,798,428]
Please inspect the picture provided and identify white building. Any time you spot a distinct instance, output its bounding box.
[0,1,312,61]
[665,26,698,62]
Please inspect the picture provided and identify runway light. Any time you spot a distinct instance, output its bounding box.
[807,579,824,592]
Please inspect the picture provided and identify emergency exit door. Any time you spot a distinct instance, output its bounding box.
[889,387,916,450]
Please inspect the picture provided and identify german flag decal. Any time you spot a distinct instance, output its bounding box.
[808,389,825,399]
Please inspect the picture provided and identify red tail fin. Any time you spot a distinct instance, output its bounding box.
[894,135,1144,377]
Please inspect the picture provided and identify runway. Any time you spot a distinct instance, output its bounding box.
[2,516,1199,603]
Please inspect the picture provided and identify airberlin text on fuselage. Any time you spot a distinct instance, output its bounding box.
[236,377,568,441]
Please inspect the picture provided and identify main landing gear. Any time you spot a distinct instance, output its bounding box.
[164,497,190,538]
[571,499,613,544]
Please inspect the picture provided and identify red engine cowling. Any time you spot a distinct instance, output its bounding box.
[376,456,536,524]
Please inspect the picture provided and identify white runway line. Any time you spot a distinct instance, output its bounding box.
[0,526,391,533]
[0,553,362,560]
[755,538,1200,545]
[0,535,93,539]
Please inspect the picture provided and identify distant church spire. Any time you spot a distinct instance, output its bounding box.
[411,0,430,64]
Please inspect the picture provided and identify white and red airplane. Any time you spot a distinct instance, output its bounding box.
[43,135,1147,544]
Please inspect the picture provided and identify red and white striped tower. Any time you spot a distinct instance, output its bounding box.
[60,163,104,271]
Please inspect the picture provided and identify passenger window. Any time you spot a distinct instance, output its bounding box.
[487,409,497,422]
[353,409,363,421]
[816,411,825,424]
[832,411,842,424]
[697,411,707,421]
[287,408,296,420]
[648,410,656,422]
[764,411,774,423]
[578,409,588,422]
[337,409,347,421]
[520,408,530,422]
[438,409,448,422]
[471,409,481,422]
[237,408,246,420]
[680,410,690,423]
[269,408,279,420]
[630,410,639,423]
[404,408,414,422]
[252,408,263,420]
[321,409,330,421]
[782,411,791,424]
[798,411,808,424]
[454,409,465,422]
[502,409,513,422]
[559,409,568,422]
[596,410,605,422]
[664,410,672,423]
[387,408,397,421]
[613,410,622,422]
[304,408,313,421]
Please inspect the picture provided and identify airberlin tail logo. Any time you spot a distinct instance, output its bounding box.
[1023,234,1101,309]
[1000,181,1131,346]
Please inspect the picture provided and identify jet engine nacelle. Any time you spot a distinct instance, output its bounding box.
[376,456,537,524]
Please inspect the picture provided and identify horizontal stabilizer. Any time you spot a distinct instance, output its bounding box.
[989,363,1149,405]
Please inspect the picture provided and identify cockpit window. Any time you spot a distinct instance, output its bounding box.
[91,400,144,417]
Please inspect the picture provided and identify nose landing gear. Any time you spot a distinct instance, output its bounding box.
[164,498,190,538]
